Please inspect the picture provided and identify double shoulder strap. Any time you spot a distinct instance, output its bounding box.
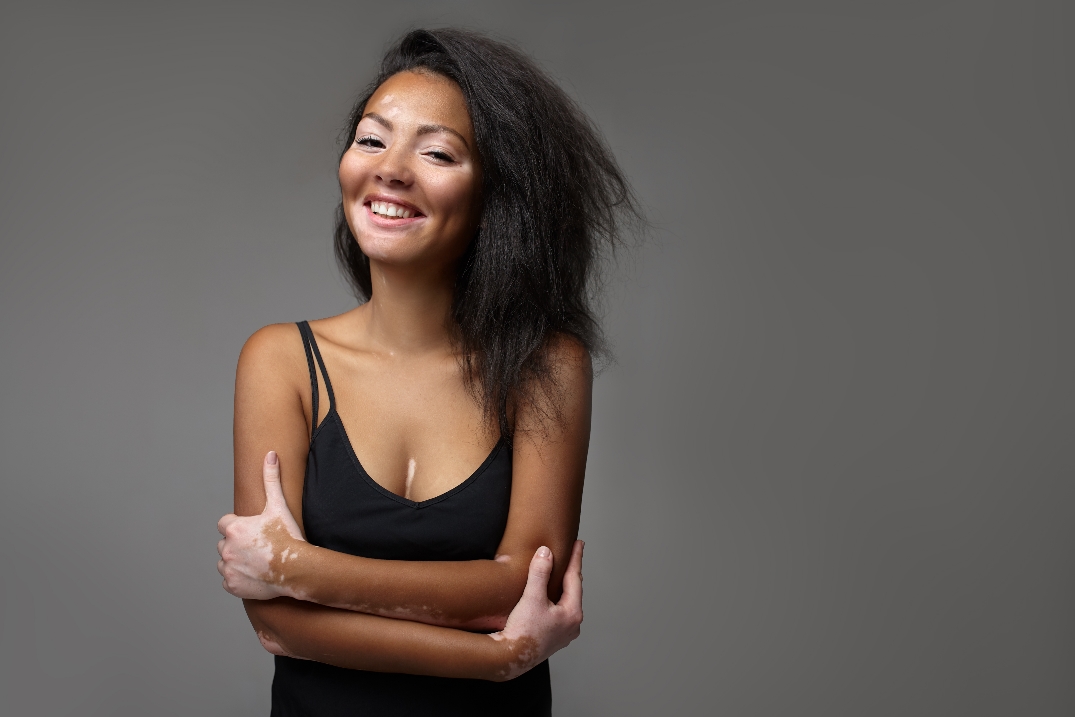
[297,321,335,439]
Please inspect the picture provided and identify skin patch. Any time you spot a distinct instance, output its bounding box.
[323,592,506,631]
[256,629,286,656]
[263,519,306,590]
[236,512,507,629]
[404,458,417,500]
[489,634,541,681]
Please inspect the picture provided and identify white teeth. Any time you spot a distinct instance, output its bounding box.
[370,201,415,219]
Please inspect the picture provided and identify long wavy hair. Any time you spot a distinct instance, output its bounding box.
[334,28,641,440]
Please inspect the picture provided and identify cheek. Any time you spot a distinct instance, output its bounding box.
[424,172,481,226]
[338,153,366,199]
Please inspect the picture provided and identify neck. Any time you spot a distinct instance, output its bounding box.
[361,260,457,356]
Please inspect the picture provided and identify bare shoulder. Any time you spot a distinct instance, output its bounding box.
[515,333,593,440]
[236,323,307,388]
[544,332,593,390]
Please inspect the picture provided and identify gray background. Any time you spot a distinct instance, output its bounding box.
[1,1,1072,714]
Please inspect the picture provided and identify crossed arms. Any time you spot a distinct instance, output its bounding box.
[217,324,590,680]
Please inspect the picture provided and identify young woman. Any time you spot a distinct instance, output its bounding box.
[216,28,639,715]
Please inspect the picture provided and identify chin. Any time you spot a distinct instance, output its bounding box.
[348,225,407,257]
[355,234,415,260]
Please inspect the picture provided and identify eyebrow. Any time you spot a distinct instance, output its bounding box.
[361,112,470,150]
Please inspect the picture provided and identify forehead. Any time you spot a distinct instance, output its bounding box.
[364,71,473,138]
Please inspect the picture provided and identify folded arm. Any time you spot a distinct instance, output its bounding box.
[245,539,584,682]
[222,324,591,631]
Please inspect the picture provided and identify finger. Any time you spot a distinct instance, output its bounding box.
[558,540,584,608]
[217,538,225,557]
[262,450,304,539]
[217,559,226,578]
[522,546,554,604]
[217,514,237,535]
[262,451,286,513]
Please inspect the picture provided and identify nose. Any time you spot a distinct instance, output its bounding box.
[375,144,414,187]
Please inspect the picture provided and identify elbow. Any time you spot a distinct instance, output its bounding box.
[255,627,289,657]
[243,598,296,657]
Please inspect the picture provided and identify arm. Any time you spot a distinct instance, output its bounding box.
[219,326,591,630]
[243,540,584,681]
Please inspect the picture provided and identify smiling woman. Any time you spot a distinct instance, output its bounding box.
[216,28,640,716]
[341,71,483,288]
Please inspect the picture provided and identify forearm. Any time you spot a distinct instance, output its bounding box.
[245,598,527,681]
[220,459,577,629]
[280,547,530,630]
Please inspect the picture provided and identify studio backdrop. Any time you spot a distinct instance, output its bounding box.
[1,1,1072,715]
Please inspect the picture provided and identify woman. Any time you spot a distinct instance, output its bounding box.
[216,28,639,715]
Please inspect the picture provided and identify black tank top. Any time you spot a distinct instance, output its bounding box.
[270,321,552,716]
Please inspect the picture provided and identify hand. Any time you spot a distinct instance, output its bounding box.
[217,451,306,600]
[490,541,584,680]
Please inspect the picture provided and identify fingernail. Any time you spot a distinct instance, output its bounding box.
[537,546,551,558]
[267,451,278,465]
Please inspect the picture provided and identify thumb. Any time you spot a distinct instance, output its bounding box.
[262,451,286,514]
[261,450,303,540]
[522,546,554,604]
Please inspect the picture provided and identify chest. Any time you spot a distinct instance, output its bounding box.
[302,412,512,561]
[328,354,499,503]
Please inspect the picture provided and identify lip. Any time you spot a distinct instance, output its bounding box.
[363,193,424,216]
[361,194,426,229]
[363,204,427,228]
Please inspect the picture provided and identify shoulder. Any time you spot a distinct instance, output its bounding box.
[239,322,304,365]
[542,333,593,389]
[514,333,593,437]
[236,322,307,386]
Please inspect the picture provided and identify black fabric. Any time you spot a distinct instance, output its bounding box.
[270,322,551,716]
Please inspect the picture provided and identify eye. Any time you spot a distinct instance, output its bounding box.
[355,135,385,149]
[425,149,455,163]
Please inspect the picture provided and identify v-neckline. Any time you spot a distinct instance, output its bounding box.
[317,407,504,509]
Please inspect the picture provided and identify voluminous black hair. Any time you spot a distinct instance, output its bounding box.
[334,28,641,440]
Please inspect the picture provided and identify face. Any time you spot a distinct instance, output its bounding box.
[339,70,481,274]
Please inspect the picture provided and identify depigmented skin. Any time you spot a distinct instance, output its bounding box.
[221,70,590,681]
[219,452,517,629]
[488,542,584,681]
[493,636,542,681]
[220,327,591,630]
[241,541,584,682]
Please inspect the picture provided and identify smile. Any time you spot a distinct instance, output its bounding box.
[368,200,420,219]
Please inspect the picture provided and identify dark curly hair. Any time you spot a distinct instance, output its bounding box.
[334,28,641,440]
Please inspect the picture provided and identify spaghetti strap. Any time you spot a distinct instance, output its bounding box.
[278,323,537,711]
[296,322,319,438]
[296,321,336,437]
[304,323,336,409]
